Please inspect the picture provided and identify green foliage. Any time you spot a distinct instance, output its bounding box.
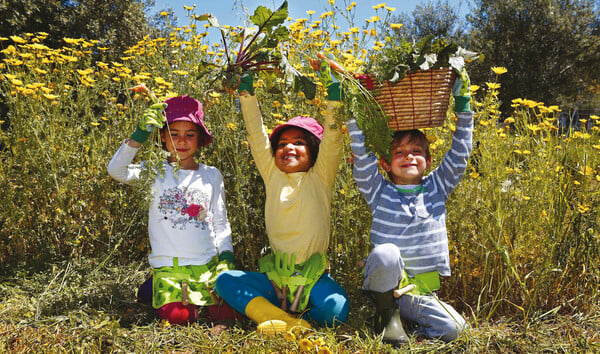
[385,0,467,42]
[0,2,599,344]
[196,1,290,94]
[468,0,600,111]
[0,0,157,60]
[367,35,478,83]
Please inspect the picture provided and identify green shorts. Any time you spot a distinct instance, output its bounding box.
[152,256,231,309]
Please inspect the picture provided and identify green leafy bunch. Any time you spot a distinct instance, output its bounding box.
[343,80,393,162]
[196,1,290,94]
[368,35,478,83]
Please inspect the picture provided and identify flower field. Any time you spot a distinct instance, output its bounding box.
[1,2,599,351]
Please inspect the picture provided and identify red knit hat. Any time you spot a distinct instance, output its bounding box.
[164,95,212,146]
[269,116,324,142]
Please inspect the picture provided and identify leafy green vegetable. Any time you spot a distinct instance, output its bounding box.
[368,35,480,83]
[197,1,290,94]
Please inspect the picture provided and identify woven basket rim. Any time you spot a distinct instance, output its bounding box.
[367,68,456,130]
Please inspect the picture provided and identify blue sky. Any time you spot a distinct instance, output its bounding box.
[151,0,472,35]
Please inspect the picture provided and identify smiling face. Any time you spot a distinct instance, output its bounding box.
[274,127,313,173]
[381,134,432,185]
[160,121,201,170]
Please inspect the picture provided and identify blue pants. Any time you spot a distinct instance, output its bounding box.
[215,270,349,327]
[363,243,468,342]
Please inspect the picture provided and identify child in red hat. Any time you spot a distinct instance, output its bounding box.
[215,59,349,334]
[108,95,240,330]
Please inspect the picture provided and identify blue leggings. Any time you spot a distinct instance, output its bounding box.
[215,270,349,327]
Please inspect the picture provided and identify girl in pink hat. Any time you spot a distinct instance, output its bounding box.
[215,61,349,334]
[108,95,240,331]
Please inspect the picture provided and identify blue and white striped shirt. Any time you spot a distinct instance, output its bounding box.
[348,112,473,277]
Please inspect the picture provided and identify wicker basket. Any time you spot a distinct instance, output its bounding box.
[370,68,456,131]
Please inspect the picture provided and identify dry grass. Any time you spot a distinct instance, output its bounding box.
[1,260,598,353]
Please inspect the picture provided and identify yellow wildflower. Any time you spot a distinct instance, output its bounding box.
[10,35,27,44]
[373,3,386,10]
[579,166,594,176]
[349,27,360,33]
[226,123,237,131]
[571,131,590,139]
[526,124,541,133]
[317,347,333,354]
[310,30,323,37]
[307,10,315,15]
[347,2,356,10]
[282,331,296,342]
[390,23,403,29]
[577,203,590,214]
[486,82,501,90]
[313,337,326,347]
[319,11,334,19]
[43,93,59,100]
[5,58,24,66]
[160,11,168,17]
[184,5,195,10]
[386,6,396,11]
[298,338,313,351]
[491,66,507,75]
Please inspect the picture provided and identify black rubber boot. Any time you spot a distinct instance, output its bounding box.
[365,290,408,346]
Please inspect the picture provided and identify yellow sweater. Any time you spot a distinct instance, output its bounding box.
[239,94,343,263]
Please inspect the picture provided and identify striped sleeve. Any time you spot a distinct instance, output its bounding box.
[347,118,386,212]
[429,111,474,197]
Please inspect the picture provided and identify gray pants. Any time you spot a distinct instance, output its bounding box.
[363,243,467,342]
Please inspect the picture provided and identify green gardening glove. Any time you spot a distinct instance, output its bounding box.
[238,74,254,95]
[310,53,344,101]
[453,69,471,112]
[130,102,167,143]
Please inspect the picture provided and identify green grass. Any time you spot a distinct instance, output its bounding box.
[0,259,598,353]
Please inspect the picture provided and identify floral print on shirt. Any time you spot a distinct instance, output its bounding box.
[158,187,210,230]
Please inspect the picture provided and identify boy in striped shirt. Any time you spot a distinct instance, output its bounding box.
[347,70,473,344]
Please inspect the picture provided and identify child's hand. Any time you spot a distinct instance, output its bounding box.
[453,69,471,98]
[130,103,167,143]
[238,74,254,95]
[310,52,344,101]
[453,69,472,112]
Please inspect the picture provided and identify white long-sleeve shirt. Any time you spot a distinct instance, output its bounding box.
[107,142,233,268]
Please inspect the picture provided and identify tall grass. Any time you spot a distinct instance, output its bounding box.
[1,3,598,329]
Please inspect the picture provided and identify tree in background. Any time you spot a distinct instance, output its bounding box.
[384,0,468,45]
[0,0,160,60]
[468,0,600,113]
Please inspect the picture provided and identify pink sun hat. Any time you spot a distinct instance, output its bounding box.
[164,95,212,146]
[269,116,324,143]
